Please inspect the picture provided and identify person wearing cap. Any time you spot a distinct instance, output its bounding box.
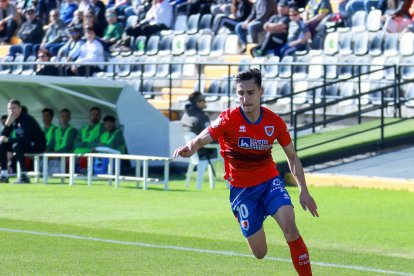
[0,0,21,44]
[250,0,290,57]
[57,25,84,61]
[67,26,104,76]
[8,6,43,60]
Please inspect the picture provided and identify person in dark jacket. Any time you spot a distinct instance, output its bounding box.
[8,6,44,60]
[181,91,216,160]
[0,99,46,184]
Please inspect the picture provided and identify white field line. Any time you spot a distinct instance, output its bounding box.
[0,227,413,276]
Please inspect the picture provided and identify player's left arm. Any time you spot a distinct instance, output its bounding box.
[282,142,319,217]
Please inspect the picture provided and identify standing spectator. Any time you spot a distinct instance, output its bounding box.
[8,6,43,60]
[53,108,78,153]
[125,0,173,39]
[40,9,67,56]
[234,0,276,49]
[67,26,104,76]
[278,5,311,57]
[95,115,126,154]
[57,26,84,61]
[212,0,252,34]
[0,0,20,44]
[74,106,104,154]
[173,69,318,275]
[41,107,57,152]
[101,8,124,51]
[0,99,46,184]
[250,0,290,57]
[59,0,78,25]
[36,48,59,75]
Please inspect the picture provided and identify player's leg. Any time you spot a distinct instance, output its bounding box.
[246,226,267,259]
[273,206,312,276]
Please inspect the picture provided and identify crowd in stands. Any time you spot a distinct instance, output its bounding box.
[0,103,126,178]
[1,0,414,72]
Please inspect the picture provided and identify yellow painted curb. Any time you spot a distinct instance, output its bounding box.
[285,173,414,192]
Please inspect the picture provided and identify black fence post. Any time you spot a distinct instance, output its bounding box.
[358,73,361,124]
[169,62,173,120]
[323,64,327,127]
[380,86,385,146]
[227,64,231,109]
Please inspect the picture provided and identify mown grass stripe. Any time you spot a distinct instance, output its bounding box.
[1,227,412,276]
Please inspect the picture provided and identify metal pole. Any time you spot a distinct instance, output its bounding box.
[358,74,361,124]
[312,87,316,133]
[169,63,173,120]
[380,87,385,145]
[290,64,294,124]
[227,65,231,109]
[323,64,327,127]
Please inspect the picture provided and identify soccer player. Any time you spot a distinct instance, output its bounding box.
[174,69,318,275]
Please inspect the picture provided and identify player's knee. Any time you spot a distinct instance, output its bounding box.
[252,247,267,259]
[282,224,299,240]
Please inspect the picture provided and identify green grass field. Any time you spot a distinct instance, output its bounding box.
[0,179,413,275]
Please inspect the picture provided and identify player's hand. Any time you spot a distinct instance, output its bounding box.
[173,145,193,158]
[299,191,319,217]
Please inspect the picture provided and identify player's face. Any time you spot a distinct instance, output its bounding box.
[236,79,263,116]
[104,120,115,132]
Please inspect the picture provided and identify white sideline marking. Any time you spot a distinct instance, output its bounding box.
[0,227,413,275]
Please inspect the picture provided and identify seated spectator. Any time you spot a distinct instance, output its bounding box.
[235,0,276,49]
[107,0,131,17]
[90,0,107,30]
[125,0,150,18]
[101,8,124,51]
[0,0,21,44]
[8,6,43,60]
[40,9,67,56]
[250,0,289,57]
[175,0,212,15]
[210,0,232,16]
[36,0,59,24]
[277,5,311,57]
[302,0,332,36]
[36,48,60,76]
[59,0,78,25]
[84,8,105,38]
[212,0,252,34]
[67,9,84,33]
[385,0,413,32]
[125,0,173,39]
[53,108,78,153]
[57,26,84,61]
[0,99,46,184]
[41,107,57,152]
[66,26,104,77]
[95,115,126,154]
[74,106,104,154]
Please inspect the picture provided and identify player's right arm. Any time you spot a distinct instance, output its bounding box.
[173,128,213,158]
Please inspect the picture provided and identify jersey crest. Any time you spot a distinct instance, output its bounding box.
[264,126,274,136]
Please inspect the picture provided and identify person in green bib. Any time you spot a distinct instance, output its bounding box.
[53,109,78,153]
[74,106,105,154]
[95,115,126,154]
[42,108,57,152]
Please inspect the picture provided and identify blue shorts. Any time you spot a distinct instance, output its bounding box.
[229,176,293,238]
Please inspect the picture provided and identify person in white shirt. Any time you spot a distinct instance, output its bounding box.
[124,0,172,38]
[67,26,104,76]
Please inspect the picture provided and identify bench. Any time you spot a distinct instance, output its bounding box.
[17,153,171,190]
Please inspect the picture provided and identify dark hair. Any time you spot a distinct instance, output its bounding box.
[60,108,71,115]
[103,115,116,122]
[235,68,262,88]
[8,99,21,106]
[42,107,54,117]
[188,91,205,104]
[288,4,299,12]
[90,106,101,113]
[38,48,52,59]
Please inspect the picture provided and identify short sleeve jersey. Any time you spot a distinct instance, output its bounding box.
[208,106,291,188]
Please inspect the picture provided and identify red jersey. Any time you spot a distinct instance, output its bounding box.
[208,106,291,188]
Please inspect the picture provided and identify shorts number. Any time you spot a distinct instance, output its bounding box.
[239,204,249,219]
